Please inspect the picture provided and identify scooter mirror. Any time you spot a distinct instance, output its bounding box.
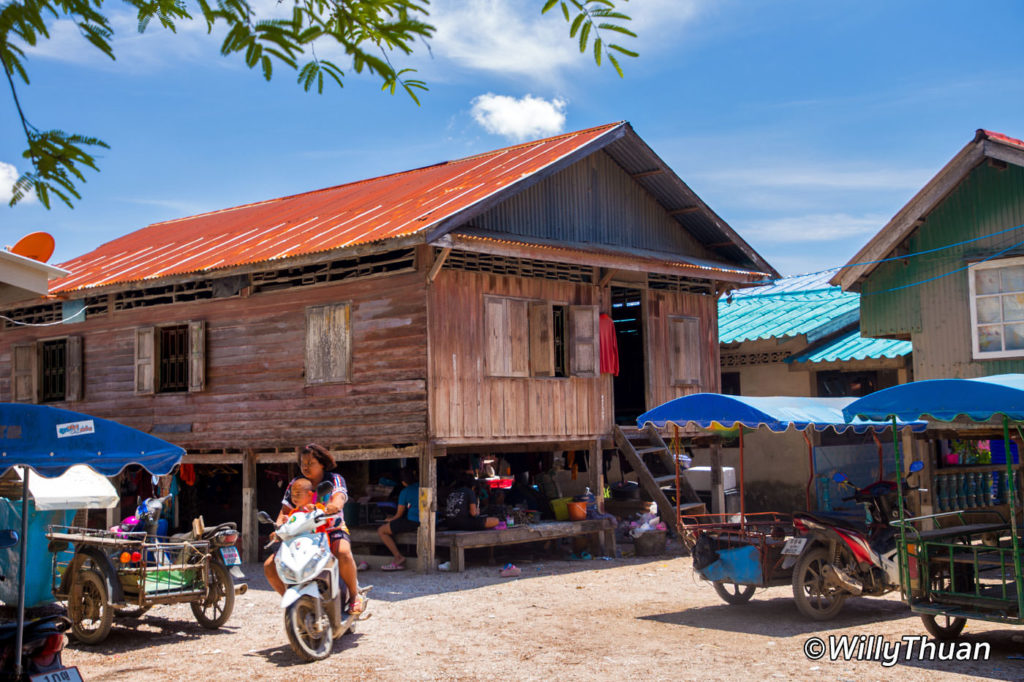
[316,480,335,502]
[0,530,19,549]
[257,511,275,525]
[832,472,848,483]
[909,460,924,473]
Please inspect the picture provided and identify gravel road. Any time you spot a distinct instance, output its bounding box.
[59,553,1024,681]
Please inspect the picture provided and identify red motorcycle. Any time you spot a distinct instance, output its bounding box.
[785,461,924,620]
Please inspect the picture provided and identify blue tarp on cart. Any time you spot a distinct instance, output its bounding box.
[843,373,1024,423]
[638,393,927,433]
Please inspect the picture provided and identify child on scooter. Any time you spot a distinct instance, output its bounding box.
[288,477,328,533]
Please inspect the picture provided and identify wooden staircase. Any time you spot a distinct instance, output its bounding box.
[612,424,704,528]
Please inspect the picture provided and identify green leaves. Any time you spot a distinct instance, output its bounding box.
[542,0,637,77]
[12,129,109,209]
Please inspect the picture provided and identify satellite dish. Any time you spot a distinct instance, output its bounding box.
[10,232,55,263]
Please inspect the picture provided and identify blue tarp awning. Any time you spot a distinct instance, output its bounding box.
[843,373,1024,423]
[637,393,927,433]
[0,403,184,478]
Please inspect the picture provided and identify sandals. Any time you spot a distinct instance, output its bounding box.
[348,593,366,615]
[499,563,521,578]
[381,560,406,571]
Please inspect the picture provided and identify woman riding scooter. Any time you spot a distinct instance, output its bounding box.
[263,443,364,615]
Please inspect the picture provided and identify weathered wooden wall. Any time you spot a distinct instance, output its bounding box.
[473,151,718,260]
[644,287,720,408]
[0,271,428,449]
[428,268,612,443]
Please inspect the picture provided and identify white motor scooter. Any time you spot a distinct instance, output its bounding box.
[259,489,369,662]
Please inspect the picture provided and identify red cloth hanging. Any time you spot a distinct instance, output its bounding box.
[599,313,619,376]
[179,463,196,486]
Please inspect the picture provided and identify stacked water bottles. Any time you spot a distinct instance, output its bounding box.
[935,468,1022,512]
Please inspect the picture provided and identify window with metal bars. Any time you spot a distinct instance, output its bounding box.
[158,325,189,392]
[41,339,66,402]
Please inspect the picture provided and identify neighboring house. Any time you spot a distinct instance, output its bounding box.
[834,129,1024,522]
[0,122,775,564]
[834,129,1024,379]
[706,270,912,511]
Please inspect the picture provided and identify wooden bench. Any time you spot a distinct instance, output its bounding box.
[349,519,617,572]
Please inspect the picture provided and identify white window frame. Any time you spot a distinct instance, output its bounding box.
[968,256,1024,360]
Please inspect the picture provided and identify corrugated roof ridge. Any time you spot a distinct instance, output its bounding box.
[144,121,625,229]
[978,129,1024,150]
[730,286,851,300]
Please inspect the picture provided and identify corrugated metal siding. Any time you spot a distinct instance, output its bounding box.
[473,151,717,259]
[860,162,1024,377]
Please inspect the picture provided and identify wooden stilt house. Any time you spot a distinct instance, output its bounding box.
[0,122,775,567]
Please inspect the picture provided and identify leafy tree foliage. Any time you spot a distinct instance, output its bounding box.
[1,0,635,208]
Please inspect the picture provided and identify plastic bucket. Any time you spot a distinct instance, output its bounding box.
[567,501,587,521]
[551,497,573,521]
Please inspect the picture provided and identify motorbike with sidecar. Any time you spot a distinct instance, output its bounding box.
[45,494,247,644]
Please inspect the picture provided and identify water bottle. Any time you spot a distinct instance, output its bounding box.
[991,470,1001,505]
[955,473,966,509]
[966,472,977,508]
[982,472,993,507]
[936,475,947,512]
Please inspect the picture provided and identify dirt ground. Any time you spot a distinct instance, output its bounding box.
[59,546,1024,681]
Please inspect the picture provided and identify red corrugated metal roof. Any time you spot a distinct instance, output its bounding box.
[51,122,625,294]
[979,129,1024,150]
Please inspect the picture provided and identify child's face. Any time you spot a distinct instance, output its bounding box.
[292,486,314,507]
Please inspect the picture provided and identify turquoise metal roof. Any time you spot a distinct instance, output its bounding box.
[719,269,860,343]
[786,329,913,364]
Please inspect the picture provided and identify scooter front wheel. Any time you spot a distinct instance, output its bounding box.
[285,596,333,662]
[792,547,847,621]
[712,581,756,605]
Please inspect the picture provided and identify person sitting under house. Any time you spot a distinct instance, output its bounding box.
[377,469,419,571]
[444,471,500,531]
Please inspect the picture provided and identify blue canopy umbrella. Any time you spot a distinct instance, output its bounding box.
[843,373,1024,615]
[0,403,185,676]
[637,393,926,518]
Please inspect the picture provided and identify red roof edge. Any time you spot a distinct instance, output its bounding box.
[976,129,1024,150]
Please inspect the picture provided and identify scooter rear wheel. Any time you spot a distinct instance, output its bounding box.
[792,547,848,621]
[285,596,333,662]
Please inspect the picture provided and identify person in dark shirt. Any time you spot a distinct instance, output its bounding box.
[444,472,499,530]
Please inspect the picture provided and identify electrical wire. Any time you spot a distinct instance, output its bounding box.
[0,304,90,327]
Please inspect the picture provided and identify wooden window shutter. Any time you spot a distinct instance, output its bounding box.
[188,320,206,392]
[529,301,554,377]
[306,303,351,384]
[507,299,529,378]
[484,297,510,377]
[65,335,83,402]
[11,343,38,403]
[135,327,155,395]
[569,305,599,378]
[670,316,701,386]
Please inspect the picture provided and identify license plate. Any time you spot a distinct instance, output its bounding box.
[780,538,807,556]
[31,667,83,682]
[220,546,241,566]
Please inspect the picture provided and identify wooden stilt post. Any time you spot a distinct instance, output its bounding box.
[417,444,440,573]
[241,449,258,564]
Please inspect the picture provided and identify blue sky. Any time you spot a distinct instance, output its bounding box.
[2,0,1023,276]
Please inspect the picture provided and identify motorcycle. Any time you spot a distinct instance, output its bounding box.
[258,481,369,662]
[0,530,77,681]
[786,460,925,620]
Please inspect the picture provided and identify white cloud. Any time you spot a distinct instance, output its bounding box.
[470,94,567,141]
[0,162,36,205]
[743,213,887,243]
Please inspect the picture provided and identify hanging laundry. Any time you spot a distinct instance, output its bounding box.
[179,463,196,486]
[599,313,619,376]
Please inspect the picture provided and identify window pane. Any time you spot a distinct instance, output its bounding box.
[977,296,1001,323]
[978,325,1003,352]
[977,269,1000,294]
[1007,324,1024,351]
[1005,293,1024,322]
[1002,266,1024,293]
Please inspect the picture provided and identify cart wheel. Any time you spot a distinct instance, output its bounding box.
[114,605,152,619]
[191,561,235,629]
[69,569,114,644]
[713,581,756,605]
[285,595,333,662]
[792,547,847,621]
[921,614,967,640]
